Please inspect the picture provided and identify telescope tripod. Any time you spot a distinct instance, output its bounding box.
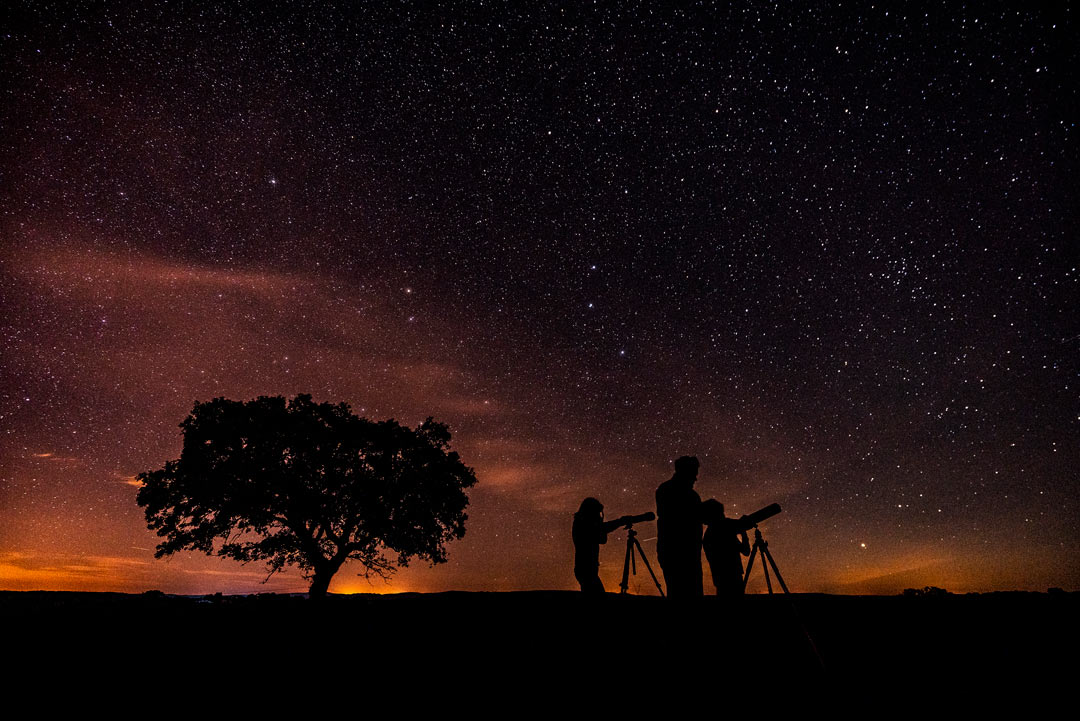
[619,527,665,596]
[742,526,790,594]
[741,525,824,670]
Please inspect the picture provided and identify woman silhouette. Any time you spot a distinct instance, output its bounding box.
[572,497,633,593]
[701,499,751,597]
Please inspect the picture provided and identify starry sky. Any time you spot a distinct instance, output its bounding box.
[1,1,1076,596]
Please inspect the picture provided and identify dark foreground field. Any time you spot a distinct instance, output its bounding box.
[6,590,1076,696]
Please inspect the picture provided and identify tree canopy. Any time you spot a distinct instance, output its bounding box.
[137,394,477,597]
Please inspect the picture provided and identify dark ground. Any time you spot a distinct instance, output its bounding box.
[6,590,1076,699]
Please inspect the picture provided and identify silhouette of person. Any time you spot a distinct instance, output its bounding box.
[655,455,704,598]
[572,497,632,593]
[701,499,751,597]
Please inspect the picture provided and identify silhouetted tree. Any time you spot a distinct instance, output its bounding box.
[137,394,477,598]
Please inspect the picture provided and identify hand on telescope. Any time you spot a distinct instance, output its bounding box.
[602,515,631,533]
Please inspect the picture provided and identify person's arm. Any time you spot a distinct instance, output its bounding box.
[738,529,750,556]
[601,516,632,533]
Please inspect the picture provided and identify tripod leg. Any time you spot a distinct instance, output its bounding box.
[761,545,774,594]
[761,545,823,669]
[632,537,666,597]
[743,543,759,591]
[762,546,790,594]
[619,535,634,594]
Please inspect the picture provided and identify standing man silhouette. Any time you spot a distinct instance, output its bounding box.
[655,455,704,598]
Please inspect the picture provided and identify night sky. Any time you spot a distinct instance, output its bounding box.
[2,1,1076,595]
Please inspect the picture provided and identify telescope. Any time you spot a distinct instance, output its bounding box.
[736,503,781,531]
[614,511,663,596]
[612,511,655,528]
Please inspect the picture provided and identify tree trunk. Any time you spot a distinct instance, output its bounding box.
[308,556,346,600]
[308,568,334,600]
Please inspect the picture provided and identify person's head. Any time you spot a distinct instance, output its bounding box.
[673,455,700,482]
[576,496,604,519]
[701,498,724,525]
